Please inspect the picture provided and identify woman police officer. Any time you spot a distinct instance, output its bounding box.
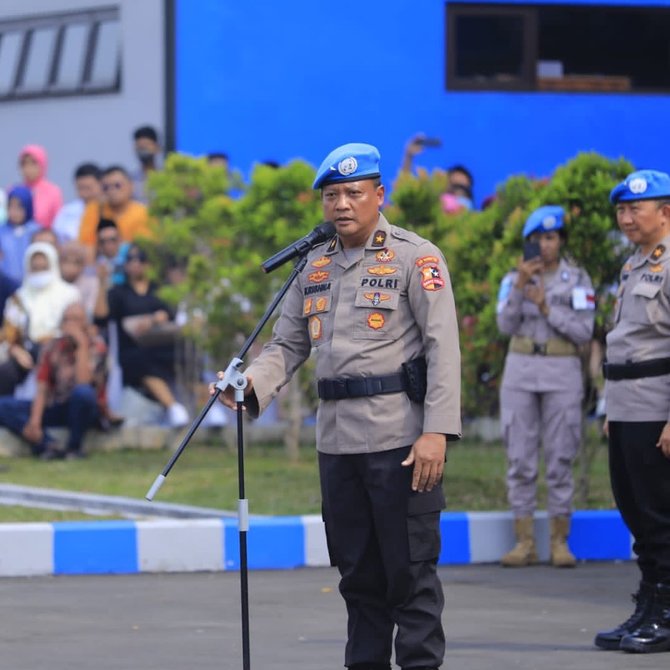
[496,206,595,567]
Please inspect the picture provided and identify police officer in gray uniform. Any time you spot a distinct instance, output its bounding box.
[215,143,461,670]
[595,170,670,654]
[496,206,595,568]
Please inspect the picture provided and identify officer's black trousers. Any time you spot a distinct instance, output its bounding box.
[608,421,670,584]
[319,446,445,670]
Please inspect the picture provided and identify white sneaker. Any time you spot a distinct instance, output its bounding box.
[167,402,189,428]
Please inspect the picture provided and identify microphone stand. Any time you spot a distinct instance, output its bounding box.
[146,253,311,670]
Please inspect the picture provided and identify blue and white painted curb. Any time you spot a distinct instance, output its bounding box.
[0,510,633,577]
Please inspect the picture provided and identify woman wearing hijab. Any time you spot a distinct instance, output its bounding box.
[0,242,81,395]
[18,144,63,229]
[0,186,42,283]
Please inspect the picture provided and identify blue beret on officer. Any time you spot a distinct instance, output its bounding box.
[609,169,670,204]
[313,143,381,189]
[522,205,565,239]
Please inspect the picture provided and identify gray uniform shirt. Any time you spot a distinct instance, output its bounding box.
[245,213,462,455]
[606,236,670,422]
[497,258,595,392]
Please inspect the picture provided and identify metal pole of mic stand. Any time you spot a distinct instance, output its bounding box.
[145,254,310,670]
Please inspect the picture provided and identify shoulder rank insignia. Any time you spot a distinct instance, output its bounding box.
[651,244,666,260]
[375,248,395,263]
[650,263,664,273]
[371,231,387,248]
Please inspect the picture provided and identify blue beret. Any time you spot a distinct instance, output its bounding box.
[522,205,565,238]
[609,169,670,204]
[313,143,381,189]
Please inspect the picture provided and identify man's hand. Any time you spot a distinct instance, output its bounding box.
[22,420,43,445]
[209,370,254,410]
[10,345,34,370]
[401,433,447,492]
[656,422,670,458]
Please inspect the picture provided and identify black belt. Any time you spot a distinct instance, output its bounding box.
[317,372,406,400]
[603,357,670,381]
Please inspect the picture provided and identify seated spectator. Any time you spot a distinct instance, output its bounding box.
[132,125,163,203]
[31,226,58,247]
[0,250,19,326]
[18,144,63,228]
[0,242,81,395]
[94,244,188,427]
[95,219,129,288]
[53,163,103,243]
[0,186,42,283]
[0,302,106,459]
[60,241,99,319]
[0,188,6,224]
[78,166,152,248]
[400,133,475,213]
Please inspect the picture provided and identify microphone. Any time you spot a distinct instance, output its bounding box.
[261,221,336,273]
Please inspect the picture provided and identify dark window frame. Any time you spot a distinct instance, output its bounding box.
[445,2,670,94]
[0,5,120,103]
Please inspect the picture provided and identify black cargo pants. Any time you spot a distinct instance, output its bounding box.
[319,445,445,670]
[609,421,670,584]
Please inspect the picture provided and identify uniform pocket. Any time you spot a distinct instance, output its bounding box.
[407,487,445,562]
[630,281,662,324]
[352,288,399,340]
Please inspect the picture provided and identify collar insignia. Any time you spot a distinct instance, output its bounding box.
[371,231,386,248]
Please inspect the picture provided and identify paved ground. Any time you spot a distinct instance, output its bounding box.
[0,561,664,670]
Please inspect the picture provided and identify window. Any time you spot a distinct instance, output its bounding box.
[446,3,670,93]
[0,6,120,101]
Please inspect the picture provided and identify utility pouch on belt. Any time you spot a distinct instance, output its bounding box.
[402,356,427,403]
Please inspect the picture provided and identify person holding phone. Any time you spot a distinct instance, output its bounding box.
[495,205,595,567]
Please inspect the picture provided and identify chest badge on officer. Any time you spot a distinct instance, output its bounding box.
[368,265,397,276]
[367,312,385,329]
[308,270,330,283]
[311,256,331,268]
[364,291,391,306]
[375,249,395,263]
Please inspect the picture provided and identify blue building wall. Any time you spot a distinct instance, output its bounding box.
[175,0,670,206]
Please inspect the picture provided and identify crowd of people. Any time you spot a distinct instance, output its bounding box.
[0,125,194,460]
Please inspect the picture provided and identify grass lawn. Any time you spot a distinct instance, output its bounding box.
[0,421,615,522]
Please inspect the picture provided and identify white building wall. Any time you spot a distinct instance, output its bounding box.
[0,0,165,200]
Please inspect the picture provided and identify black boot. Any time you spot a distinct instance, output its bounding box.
[620,583,670,653]
[594,581,653,650]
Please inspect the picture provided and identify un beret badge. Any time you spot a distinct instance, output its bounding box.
[629,177,648,194]
[337,157,358,176]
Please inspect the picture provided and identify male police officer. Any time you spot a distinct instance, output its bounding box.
[216,143,461,670]
[595,169,670,654]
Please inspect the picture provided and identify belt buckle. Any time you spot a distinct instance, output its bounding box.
[333,378,348,400]
[533,342,547,356]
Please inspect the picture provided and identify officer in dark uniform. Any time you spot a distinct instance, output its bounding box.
[595,169,670,654]
[215,143,461,669]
